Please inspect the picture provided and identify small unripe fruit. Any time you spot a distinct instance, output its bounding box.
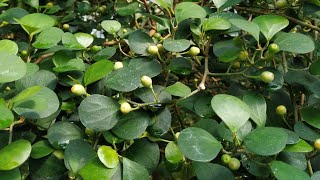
[175,132,180,139]
[21,50,28,56]
[276,105,287,116]
[101,5,107,10]
[53,150,64,160]
[46,2,53,7]
[114,62,124,70]
[238,50,249,61]
[188,46,200,56]
[232,62,241,69]
[268,43,280,54]
[260,71,274,83]
[314,139,320,150]
[153,33,162,40]
[122,29,127,33]
[85,128,95,136]
[221,154,231,164]
[157,44,164,52]
[98,6,105,13]
[91,45,101,52]
[228,158,241,170]
[71,84,87,96]
[275,0,288,8]
[63,24,70,30]
[141,75,152,88]
[120,102,131,114]
[148,45,158,55]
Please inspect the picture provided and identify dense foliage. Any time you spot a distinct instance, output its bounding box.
[0,0,320,179]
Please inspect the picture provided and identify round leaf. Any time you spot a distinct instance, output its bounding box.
[74,32,93,48]
[203,17,231,31]
[123,157,150,180]
[229,18,260,42]
[105,66,140,92]
[31,140,54,159]
[84,60,114,86]
[0,40,18,54]
[274,32,315,54]
[32,27,64,49]
[243,92,266,127]
[301,107,320,129]
[253,15,289,40]
[0,168,21,180]
[0,104,14,129]
[0,52,27,83]
[193,162,234,180]
[165,142,184,164]
[163,39,191,52]
[98,145,119,169]
[128,30,154,54]
[0,140,31,170]
[177,127,222,162]
[175,2,207,23]
[101,20,121,34]
[15,70,58,91]
[270,161,310,180]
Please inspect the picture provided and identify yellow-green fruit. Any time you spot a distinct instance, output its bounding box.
[63,24,70,30]
[71,84,87,96]
[228,158,241,170]
[275,0,288,8]
[268,43,280,54]
[221,154,231,164]
[98,6,105,13]
[122,29,128,33]
[141,76,152,88]
[314,139,320,150]
[101,5,107,10]
[91,45,101,52]
[232,62,241,69]
[260,71,275,83]
[276,105,287,116]
[46,2,53,7]
[53,150,64,160]
[188,47,200,56]
[238,50,249,61]
[157,44,164,52]
[148,45,159,55]
[120,102,131,114]
[114,61,124,70]
[153,33,162,40]
[85,128,95,136]
[21,50,28,56]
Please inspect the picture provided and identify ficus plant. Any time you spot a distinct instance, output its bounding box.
[0,0,320,179]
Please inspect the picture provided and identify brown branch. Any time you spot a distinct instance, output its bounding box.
[34,53,54,64]
[233,6,320,32]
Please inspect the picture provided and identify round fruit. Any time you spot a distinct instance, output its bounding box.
[221,154,231,164]
[114,61,124,70]
[101,5,107,10]
[314,139,320,150]
[141,75,152,88]
[157,44,164,52]
[71,84,87,96]
[275,0,288,8]
[122,29,127,33]
[228,158,241,171]
[120,102,131,114]
[153,33,162,40]
[53,150,64,160]
[188,46,200,56]
[98,6,105,13]
[148,45,159,55]
[85,128,95,136]
[268,43,280,54]
[63,24,70,30]
[46,2,53,7]
[260,71,275,83]
[238,50,249,61]
[21,50,28,56]
[232,62,241,69]
[276,105,287,116]
[91,45,101,52]
[175,132,180,139]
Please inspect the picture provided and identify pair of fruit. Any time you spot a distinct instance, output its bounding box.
[147,45,200,56]
[221,154,241,170]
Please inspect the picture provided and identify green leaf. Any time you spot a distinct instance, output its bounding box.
[301,106,320,129]
[32,27,64,49]
[175,2,207,23]
[31,140,54,159]
[270,161,310,180]
[164,82,191,97]
[310,60,320,75]
[243,92,266,127]
[284,139,314,153]
[64,139,96,173]
[98,145,119,169]
[0,168,21,180]
[177,127,222,162]
[112,111,150,140]
[128,30,154,54]
[62,32,85,50]
[79,94,120,132]
[294,121,320,141]
[105,66,140,92]
[101,20,121,34]
[115,1,139,16]
[23,0,39,9]
[274,32,315,54]
[53,58,85,72]
[93,47,116,61]
[278,152,307,171]
[124,139,160,173]
[285,70,320,96]
[168,57,192,75]
[312,171,320,180]
[229,18,260,42]
[16,13,56,35]
[123,157,150,180]
[0,104,14,130]
[128,58,162,78]
[244,127,288,156]
[202,17,231,31]
[134,85,172,103]
[0,140,31,170]
[163,39,191,52]
[74,32,94,48]
[212,40,241,62]
[0,40,18,54]
[47,121,84,149]
[148,108,172,137]
[253,15,289,40]
[12,86,60,119]
[193,162,234,180]
[0,52,27,83]
[15,70,57,92]
[79,158,121,180]
[0,7,28,24]
[165,142,184,164]
[150,0,173,10]
[84,60,113,86]
[211,94,251,133]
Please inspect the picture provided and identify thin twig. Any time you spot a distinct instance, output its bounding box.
[34,53,54,64]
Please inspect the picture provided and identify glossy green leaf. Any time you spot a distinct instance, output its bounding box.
[16,13,55,35]
[175,2,207,23]
[203,17,231,31]
[294,121,320,141]
[301,106,320,129]
[79,158,121,180]
[112,111,150,140]
[134,85,172,103]
[0,40,18,54]
[284,139,313,153]
[24,0,39,9]
[101,20,121,34]
[165,142,184,164]
[274,32,315,54]
[128,30,154,54]
[0,52,27,83]
[229,18,260,42]
[74,32,93,48]
[211,94,251,133]
[212,40,241,62]
[64,139,96,173]
[0,104,14,130]
[193,162,234,180]
[31,140,54,159]
[98,145,119,169]
[0,140,31,170]
[164,82,191,97]
[115,1,139,16]
[32,27,64,49]
[244,127,288,156]
[93,47,116,61]
[177,127,222,162]
[0,7,28,24]
[128,58,162,78]
[148,108,172,137]
[270,161,310,180]
[124,139,160,173]
[62,32,85,50]
[15,70,57,91]
[150,0,173,11]
[312,171,320,180]
[123,157,150,180]
[84,60,113,86]
[47,121,84,149]
[0,168,21,180]
[253,15,289,40]
[310,60,320,75]
[278,152,307,170]
[79,94,120,132]
[168,57,192,75]
[12,86,59,119]
[163,39,191,52]
[53,58,85,72]
[243,92,266,127]
[105,66,141,92]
